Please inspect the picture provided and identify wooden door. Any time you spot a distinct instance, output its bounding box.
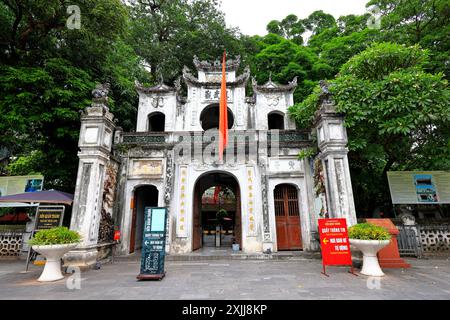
[274,185,302,250]
[192,190,202,250]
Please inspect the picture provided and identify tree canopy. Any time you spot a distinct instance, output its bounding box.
[289,43,449,214]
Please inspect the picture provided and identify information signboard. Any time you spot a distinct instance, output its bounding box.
[318,218,355,276]
[0,175,44,196]
[387,171,450,204]
[137,207,167,280]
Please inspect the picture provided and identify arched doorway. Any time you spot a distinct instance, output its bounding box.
[274,184,302,250]
[148,112,165,132]
[200,104,234,130]
[192,172,241,251]
[130,185,159,253]
[268,111,285,130]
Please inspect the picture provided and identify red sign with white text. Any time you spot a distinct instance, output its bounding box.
[318,218,352,266]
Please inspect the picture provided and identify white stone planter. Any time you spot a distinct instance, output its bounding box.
[32,243,78,282]
[349,239,390,277]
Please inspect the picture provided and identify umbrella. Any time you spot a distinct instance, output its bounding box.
[0,190,74,205]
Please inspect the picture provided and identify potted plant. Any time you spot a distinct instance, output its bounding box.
[216,209,228,226]
[348,223,391,277]
[214,209,228,247]
[28,227,81,282]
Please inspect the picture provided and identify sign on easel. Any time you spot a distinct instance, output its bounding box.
[318,218,356,277]
[137,207,167,281]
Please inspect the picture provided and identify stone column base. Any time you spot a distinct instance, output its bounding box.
[63,246,98,271]
[262,242,273,254]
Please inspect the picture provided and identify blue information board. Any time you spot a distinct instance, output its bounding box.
[137,207,167,280]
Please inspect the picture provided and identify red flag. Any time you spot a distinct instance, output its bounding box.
[218,51,228,161]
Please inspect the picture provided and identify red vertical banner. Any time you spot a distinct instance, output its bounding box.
[318,218,353,273]
[213,185,221,204]
[218,50,228,161]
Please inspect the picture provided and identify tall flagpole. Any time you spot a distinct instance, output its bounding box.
[218,50,228,161]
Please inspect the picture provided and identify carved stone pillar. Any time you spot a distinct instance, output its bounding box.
[64,84,116,269]
[258,131,272,253]
[314,82,357,227]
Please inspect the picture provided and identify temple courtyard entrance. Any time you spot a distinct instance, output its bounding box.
[193,172,241,251]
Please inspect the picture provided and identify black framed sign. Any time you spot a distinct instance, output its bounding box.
[137,207,168,280]
[35,205,65,230]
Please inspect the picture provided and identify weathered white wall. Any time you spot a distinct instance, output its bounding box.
[254,92,296,130]
[136,92,177,132]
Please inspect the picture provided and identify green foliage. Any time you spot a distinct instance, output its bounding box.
[348,223,391,240]
[0,0,146,190]
[266,14,305,44]
[6,151,45,175]
[28,227,81,245]
[288,85,322,128]
[290,42,450,215]
[297,147,317,160]
[0,58,94,190]
[302,10,336,36]
[252,35,319,102]
[128,0,245,83]
[216,209,229,225]
[339,42,428,80]
[367,0,450,76]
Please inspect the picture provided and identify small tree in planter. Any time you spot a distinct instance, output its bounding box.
[348,223,391,277]
[28,227,81,282]
[216,209,228,226]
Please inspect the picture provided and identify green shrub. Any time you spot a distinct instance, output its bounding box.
[28,227,81,245]
[348,223,391,241]
[216,209,229,225]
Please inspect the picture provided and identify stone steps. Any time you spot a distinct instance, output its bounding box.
[111,250,321,262]
[166,251,321,261]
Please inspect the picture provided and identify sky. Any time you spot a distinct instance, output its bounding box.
[220,0,370,36]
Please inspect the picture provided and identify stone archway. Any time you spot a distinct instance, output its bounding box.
[192,171,241,251]
[148,112,165,132]
[200,104,234,131]
[268,111,285,130]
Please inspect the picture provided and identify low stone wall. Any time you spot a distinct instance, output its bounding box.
[0,232,24,258]
[419,225,450,253]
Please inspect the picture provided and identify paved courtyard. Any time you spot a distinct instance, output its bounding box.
[0,256,449,300]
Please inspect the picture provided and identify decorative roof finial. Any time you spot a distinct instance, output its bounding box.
[319,80,332,104]
[157,68,164,86]
[91,83,110,105]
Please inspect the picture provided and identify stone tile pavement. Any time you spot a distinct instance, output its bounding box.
[0,256,449,300]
